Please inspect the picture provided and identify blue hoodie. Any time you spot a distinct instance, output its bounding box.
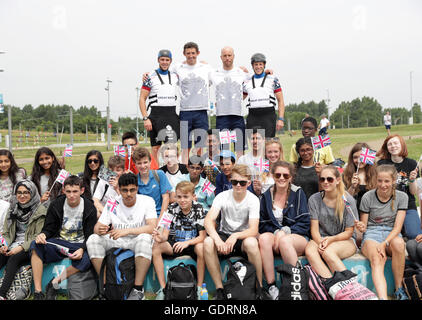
[259,184,311,237]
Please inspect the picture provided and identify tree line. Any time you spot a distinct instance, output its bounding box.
[1,97,420,134]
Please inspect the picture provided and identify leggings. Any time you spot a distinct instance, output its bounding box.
[0,250,30,297]
[406,239,422,266]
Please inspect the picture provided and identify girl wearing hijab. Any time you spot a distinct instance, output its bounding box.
[0,180,47,300]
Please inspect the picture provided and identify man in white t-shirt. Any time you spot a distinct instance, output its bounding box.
[318,114,330,136]
[384,111,392,135]
[210,46,249,159]
[237,127,265,179]
[203,164,263,300]
[87,173,157,300]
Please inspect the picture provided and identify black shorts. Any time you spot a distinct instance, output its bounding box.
[148,106,180,147]
[162,239,197,260]
[216,231,247,260]
[246,107,276,138]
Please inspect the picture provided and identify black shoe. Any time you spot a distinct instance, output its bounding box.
[33,291,45,300]
[214,288,226,300]
[45,279,59,300]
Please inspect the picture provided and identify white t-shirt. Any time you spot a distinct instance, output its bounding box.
[319,118,330,129]
[171,62,213,111]
[99,194,156,244]
[237,152,262,178]
[384,114,392,126]
[0,199,10,234]
[60,198,85,243]
[210,67,248,116]
[142,69,179,108]
[211,189,260,234]
[93,179,119,206]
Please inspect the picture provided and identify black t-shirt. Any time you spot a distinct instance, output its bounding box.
[293,166,319,200]
[377,158,419,210]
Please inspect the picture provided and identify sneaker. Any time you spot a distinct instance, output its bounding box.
[33,291,45,300]
[127,288,145,300]
[0,296,6,300]
[213,288,226,300]
[268,284,279,300]
[155,287,165,300]
[197,286,202,300]
[394,287,409,300]
[45,279,59,300]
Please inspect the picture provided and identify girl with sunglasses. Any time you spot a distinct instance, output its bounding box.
[79,150,104,200]
[0,180,46,300]
[355,164,408,300]
[0,149,26,202]
[292,137,322,200]
[252,139,284,196]
[29,147,62,206]
[377,134,421,240]
[305,165,358,280]
[258,161,310,300]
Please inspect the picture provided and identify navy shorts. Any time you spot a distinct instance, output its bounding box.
[385,125,391,130]
[216,231,247,260]
[30,238,91,272]
[180,110,209,149]
[216,115,247,151]
[163,239,197,260]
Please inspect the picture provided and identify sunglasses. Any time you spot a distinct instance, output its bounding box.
[274,173,291,180]
[231,179,248,187]
[319,176,335,183]
[88,159,99,164]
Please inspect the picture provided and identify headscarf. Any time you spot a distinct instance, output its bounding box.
[8,179,41,224]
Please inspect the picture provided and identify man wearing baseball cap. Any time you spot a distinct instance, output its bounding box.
[139,49,180,166]
[243,53,285,138]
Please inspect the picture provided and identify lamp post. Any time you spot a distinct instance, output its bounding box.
[410,71,414,121]
[135,87,140,140]
[0,51,11,151]
[105,78,112,150]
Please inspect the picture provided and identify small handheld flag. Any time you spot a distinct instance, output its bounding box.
[46,241,72,257]
[106,198,119,215]
[114,145,126,157]
[64,144,73,157]
[342,194,358,221]
[56,169,70,185]
[201,179,216,196]
[0,234,8,247]
[206,159,220,173]
[311,135,331,150]
[158,211,174,230]
[254,158,270,173]
[219,130,237,145]
[359,147,377,165]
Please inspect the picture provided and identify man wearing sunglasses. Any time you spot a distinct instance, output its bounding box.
[204,164,263,300]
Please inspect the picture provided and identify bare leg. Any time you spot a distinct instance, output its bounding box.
[305,240,332,278]
[278,233,308,266]
[362,240,388,299]
[194,243,205,286]
[258,233,276,284]
[204,237,223,289]
[134,256,151,286]
[242,237,263,286]
[152,241,173,289]
[31,251,44,292]
[387,237,406,290]
[321,240,356,273]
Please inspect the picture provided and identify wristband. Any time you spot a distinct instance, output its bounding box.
[278,117,285,121]
[409,178,415,183]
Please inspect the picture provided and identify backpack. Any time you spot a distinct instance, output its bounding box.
[402,264,422,300]
[323,270,377,300]
[303,264,331,300]
[99,248,135,300]
[223,258,258,300]
[276,261,309,300]
[67,267,98,300]
[164,262,197,300]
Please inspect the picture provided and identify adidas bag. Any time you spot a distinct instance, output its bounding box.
[99,248,135,300]
[276,261,309,300]
[402,265,422,300]
[223,258,258,300]
[164,262,197,300]
[303,264,331,300]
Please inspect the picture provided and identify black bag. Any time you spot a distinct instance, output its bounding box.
[403,265,422,300]
[164,262,197,300]
[276,261,309,300]
[99,248,135,300]
[67,267,98,300]
[223,258,258,300]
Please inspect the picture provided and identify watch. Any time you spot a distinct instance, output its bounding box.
[278,117,285,121]
[142,116,149,121]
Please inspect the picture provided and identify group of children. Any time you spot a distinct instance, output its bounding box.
[0,119,421,301]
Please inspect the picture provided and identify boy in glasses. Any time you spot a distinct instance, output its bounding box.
[152,181,206,300]
[30,175,97,300]
[92,155,125,218]
[86,173,157,300]
[204,164,263,300]
[122,132,159,173]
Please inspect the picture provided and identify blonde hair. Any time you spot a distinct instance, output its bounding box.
[262,140,284,181]
[175,181,195,194]
[376,164,398,210]
[321,165,345,223]
[159,143,179,158]
[231,164,252,181]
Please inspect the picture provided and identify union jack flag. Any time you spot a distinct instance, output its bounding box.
[0,234,7,247]
[359,147,377,165]
[311,134,331,150]
[126,145,133,161]
[114,145,126,157]
[55,169,70,184]
[201,179,216,196]
[64,144,73,157]
[254,158,270,173]
[219,130,237,145]
[158,211,174,230]
[106,198,119,215]
[342,194,358,221]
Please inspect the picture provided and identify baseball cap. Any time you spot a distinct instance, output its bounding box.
[158,49,172,59]
[219,150,236,161]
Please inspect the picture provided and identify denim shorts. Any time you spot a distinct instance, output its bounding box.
[361,225,402,247]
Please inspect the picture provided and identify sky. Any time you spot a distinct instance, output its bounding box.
[0,0,421,121]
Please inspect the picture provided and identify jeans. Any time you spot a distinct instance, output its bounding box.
[403,209,422,240]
